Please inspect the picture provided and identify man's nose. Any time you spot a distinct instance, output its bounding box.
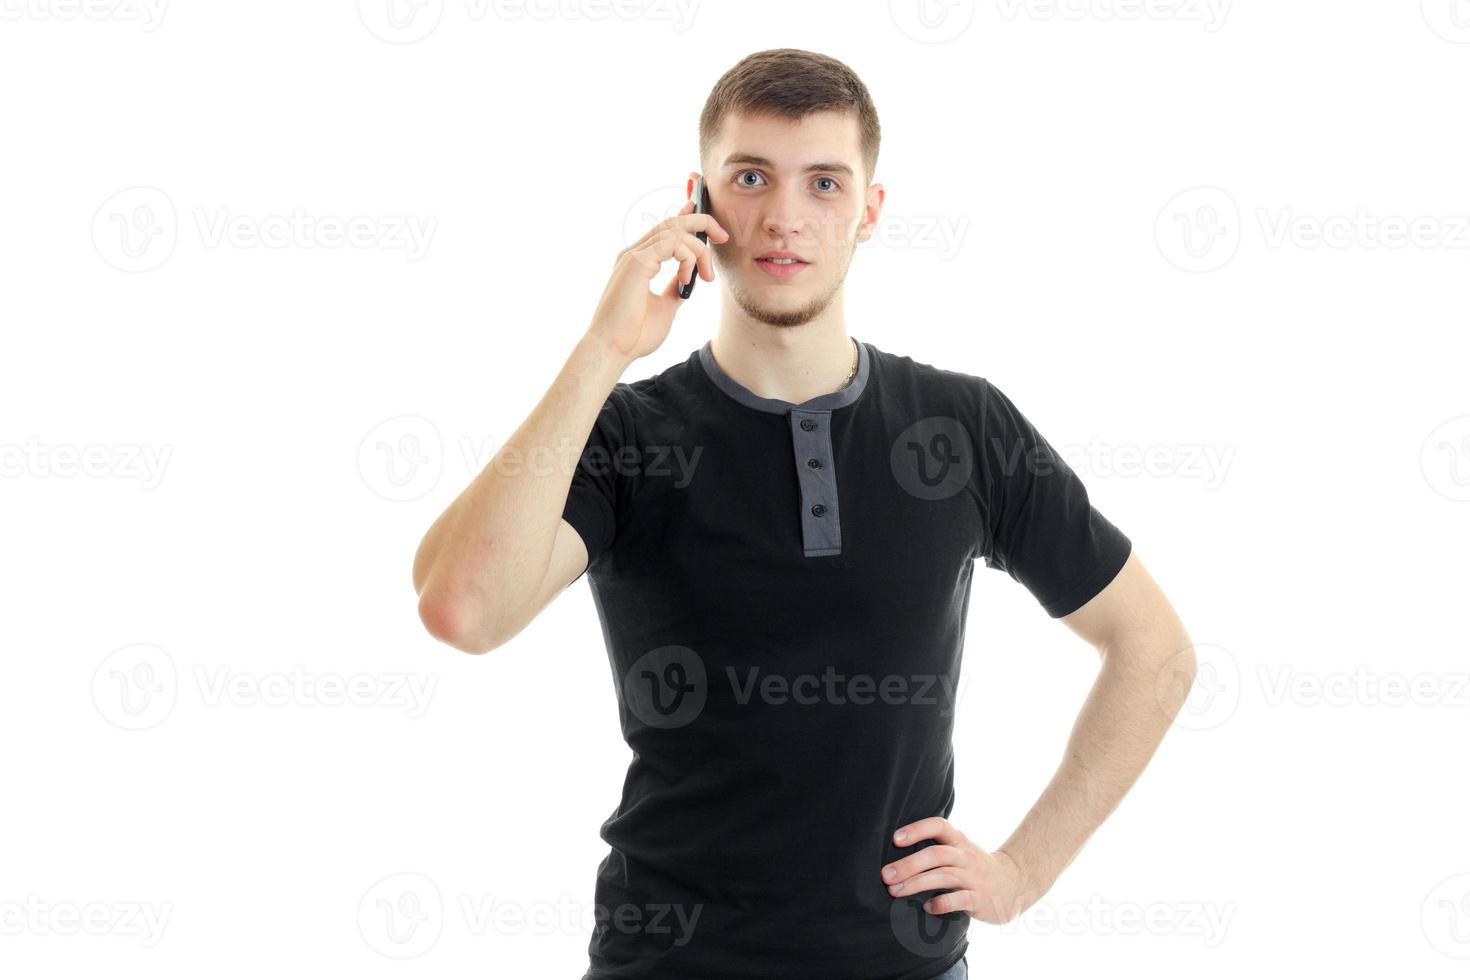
[760,184,809,241]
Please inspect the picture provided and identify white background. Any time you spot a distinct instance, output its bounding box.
[3,1,1468,977]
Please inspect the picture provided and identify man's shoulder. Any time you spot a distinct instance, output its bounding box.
[604,347,701,411]
[867,341,991,404]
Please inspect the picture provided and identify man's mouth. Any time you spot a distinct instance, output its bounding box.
[755,254,809,278]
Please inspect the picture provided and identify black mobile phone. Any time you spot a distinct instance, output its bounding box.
[679,176,711,300]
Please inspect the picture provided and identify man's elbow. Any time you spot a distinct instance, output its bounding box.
[1131,626,1197,722]
[416,588,503,655]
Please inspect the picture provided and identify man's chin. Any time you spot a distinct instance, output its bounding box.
[739,294,828,329]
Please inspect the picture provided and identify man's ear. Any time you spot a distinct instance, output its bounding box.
[856,182,885,244]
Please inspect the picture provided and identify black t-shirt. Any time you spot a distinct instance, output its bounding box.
[561,338,1131,980]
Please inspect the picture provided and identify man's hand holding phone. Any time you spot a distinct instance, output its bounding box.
[586,184,729,367]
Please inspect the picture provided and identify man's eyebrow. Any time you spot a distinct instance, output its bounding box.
[720,153,854,178]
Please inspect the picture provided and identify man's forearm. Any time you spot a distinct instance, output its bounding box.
[413,333,632,644]
[996,627,1197,912]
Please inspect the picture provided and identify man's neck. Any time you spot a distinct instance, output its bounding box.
[708,324,857,406]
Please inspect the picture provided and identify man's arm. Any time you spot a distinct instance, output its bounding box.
[884,549,1196,922]
[995,548,1197,911]
[412,193,728,655]
[412,334,630,654]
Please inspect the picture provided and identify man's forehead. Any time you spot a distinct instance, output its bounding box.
[712,110,861,170]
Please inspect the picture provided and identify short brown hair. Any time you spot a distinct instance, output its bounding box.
[699,48,881,186]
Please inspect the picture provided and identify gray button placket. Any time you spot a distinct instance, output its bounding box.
[790,410,841,556]
[697,338,870,559]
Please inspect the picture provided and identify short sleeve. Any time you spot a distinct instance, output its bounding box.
[977,379,1132,618]
[560,387,629,578]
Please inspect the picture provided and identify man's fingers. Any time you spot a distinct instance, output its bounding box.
[670,237,699,284]
[627,233,697,283]
[887,866,965,897]
[691,212,730,242]
[922,889,978,917]
[882,843,965,887]
[893,816,963,847]
[623,202,728,258]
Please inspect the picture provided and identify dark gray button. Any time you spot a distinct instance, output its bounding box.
[810,503,826,516]
[799,419,816,431]
[807,458,822,469]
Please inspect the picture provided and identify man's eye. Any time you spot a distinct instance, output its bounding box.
[734,171,839,192]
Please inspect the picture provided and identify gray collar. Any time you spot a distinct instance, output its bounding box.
[697,337,871,414]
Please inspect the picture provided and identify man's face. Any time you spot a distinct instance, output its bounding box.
[699,110,883,328]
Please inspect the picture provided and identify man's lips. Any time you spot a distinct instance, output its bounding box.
[754,256,809,279]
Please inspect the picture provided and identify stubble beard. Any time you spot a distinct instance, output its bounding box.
[716,233,858,329]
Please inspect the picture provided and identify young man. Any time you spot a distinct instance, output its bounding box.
[412,48,1196,980]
